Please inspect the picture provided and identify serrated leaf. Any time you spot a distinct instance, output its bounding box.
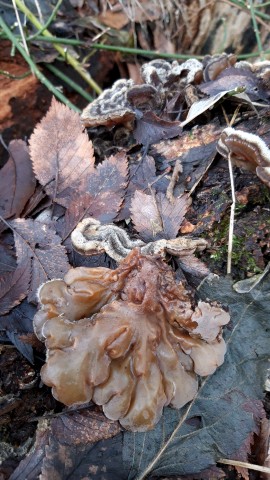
[130,190,191,241]
[0,255,31,315]
[10,218,70,302]
[60,151,128,240]
[29,97,95,206]
[0,140,36,219]
[122,276,269,479]
[117,155,160,221]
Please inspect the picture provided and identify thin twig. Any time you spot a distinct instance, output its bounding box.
[166,159,182,202]
[219,458,270,474]
[0,69,31,79]
[227,152,236,275]
[11,0,30,55]
[0,16,81,112]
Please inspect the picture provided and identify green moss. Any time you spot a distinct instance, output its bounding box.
[208,213,263,276]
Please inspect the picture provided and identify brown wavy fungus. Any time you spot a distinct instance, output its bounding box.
[34,249,229,432]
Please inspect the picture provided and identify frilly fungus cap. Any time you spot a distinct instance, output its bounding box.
[34,249,229,432]
[217,127,270,187]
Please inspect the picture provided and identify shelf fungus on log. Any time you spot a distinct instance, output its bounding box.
[34,248,229,432]
[217,127,270,187]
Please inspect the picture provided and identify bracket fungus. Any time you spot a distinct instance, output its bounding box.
[71,217,208,262]
[34,248,229,432]
[81,79,135,128]
[217,127,270,187]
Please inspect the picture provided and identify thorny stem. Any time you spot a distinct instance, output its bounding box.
[14,0,102,94]
[0,16,81,112]
[227,152,236,275]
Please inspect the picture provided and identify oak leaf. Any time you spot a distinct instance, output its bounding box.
[29,97,95,206]
[130,190,191,241]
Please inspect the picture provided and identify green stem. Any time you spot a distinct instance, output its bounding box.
[0,69,31,79]
[14,0,102,94]
[229,0,270,20]
[27,0,63,40]
[45,63,93,102]
[0,16,81,112]
[248,0,265,60]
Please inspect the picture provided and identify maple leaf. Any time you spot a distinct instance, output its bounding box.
[0,140,36,220]
[60,151,128,240]
[10,218,70,302]
[134,111,182,145]
[29,97,95,206]
[130,190,191,241]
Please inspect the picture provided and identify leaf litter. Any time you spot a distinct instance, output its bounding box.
[1,52,270,479]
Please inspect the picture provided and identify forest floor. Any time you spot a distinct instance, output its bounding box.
[0,1,270,479]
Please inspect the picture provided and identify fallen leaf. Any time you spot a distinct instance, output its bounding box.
[10,218,70,302]
[181,87,244,127]
[10,411,125,480]
[50,409,121,445]
[0,254,30,315]
[131,190,191,241]
[60,151,128,240]
[29,97,95,206]
[134,111,182,145]
[200,67,268,101]
[122,275,269,478]
[0,140,36,219]
[117,154,159,221]
[0,300,36,363]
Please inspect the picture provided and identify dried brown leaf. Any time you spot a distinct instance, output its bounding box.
[29,97,95,206]
[10,412,123,480]
[0,300,36,363]
[0,140,36,219]
[130,190,191,241]
[117,155,159,221]
[60,151,128,240]
[0,256,31,315]
[134,111,182,145]
[10,218,70,302]
[51,409,121,445]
